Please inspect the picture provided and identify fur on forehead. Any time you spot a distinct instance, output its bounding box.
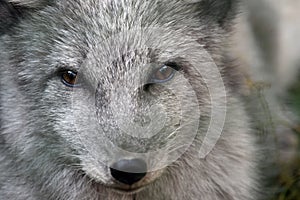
[0,0,237,34]
[6,0,237,10]
[6,0,237,19]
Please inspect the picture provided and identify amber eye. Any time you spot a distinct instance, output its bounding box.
[61,70,78,87]
[151,65,177,83]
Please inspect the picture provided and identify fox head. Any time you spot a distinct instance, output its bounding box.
[0,0,242,198]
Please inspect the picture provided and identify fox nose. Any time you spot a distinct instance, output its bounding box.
[110,159,147,185]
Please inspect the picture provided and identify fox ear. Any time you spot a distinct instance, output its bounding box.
[191,0,239,27]
[0,0,51,35]
[7,0,51,8]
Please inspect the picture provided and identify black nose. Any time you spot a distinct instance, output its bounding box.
[110,159,147,185]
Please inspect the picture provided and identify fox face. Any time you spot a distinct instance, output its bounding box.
[0,1,259,200]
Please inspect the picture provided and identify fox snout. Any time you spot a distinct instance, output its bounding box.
[110,158,147,185]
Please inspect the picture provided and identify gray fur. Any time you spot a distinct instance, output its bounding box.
[0,0,260,199]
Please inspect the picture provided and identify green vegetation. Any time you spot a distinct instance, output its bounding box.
[273,83,300,200]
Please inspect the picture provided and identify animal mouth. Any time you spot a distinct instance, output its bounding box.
[86,173,148,195]
[111,186,146,195]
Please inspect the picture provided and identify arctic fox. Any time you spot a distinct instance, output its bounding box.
[0,0,259,199]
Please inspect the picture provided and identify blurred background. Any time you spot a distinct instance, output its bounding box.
[232,0,300,199]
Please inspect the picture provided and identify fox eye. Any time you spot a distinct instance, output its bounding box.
[61,70,79,87]
[151,64,178,83]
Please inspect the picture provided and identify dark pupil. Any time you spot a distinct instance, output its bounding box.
[64,71,77,84]
[155,66,173,80]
